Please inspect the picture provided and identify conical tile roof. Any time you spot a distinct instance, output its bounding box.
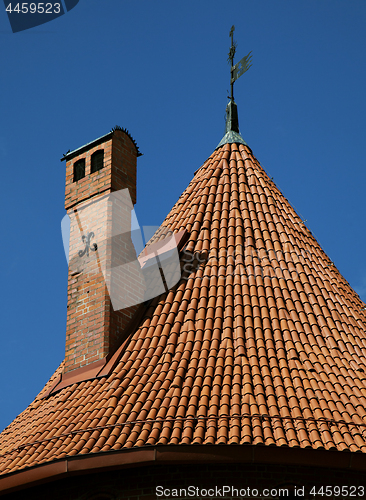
[1,141,366,482]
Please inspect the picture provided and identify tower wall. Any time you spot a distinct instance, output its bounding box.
[2,462,365,500]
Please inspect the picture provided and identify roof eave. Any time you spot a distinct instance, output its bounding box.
[0,445,365,496]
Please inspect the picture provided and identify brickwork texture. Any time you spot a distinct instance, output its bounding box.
[64,130,139,373]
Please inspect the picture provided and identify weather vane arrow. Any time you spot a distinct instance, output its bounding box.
[232,52,253,83]
[228,25,252,101]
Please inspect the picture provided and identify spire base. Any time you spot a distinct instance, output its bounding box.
[216,99,248,149]
[216,130,247,149]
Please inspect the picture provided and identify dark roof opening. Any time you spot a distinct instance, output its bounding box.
[91,150,104,174]
[73,158,86,182]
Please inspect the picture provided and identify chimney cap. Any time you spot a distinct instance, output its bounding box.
[60,126,142,162]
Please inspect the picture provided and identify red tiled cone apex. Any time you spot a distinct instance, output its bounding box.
[1,142,366,478]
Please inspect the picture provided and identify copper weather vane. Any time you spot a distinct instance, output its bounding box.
[228,25,252,101]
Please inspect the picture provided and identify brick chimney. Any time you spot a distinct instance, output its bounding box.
[62,127,142,374]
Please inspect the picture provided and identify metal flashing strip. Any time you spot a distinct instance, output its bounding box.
[216,130,248,149]
[60,126,142,162]
[60,131,114,162]
[4,410,366,468]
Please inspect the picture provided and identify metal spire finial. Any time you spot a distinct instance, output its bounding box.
[216,26,253,150]
[228,25,237,101]
[227,25,252,103]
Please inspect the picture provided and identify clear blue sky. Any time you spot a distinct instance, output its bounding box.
[1,0,366,432]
